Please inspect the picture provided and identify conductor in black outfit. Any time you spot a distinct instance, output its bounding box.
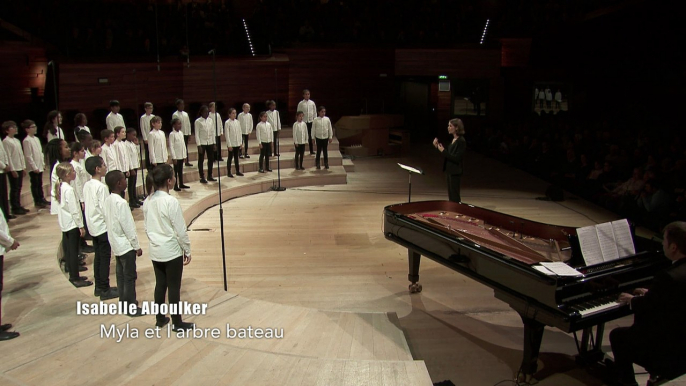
[610,221,686,386]
[433,118,466,202]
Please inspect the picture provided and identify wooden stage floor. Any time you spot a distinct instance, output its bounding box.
[1,144,680,385]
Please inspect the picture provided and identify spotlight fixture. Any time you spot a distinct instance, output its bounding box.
[480,19,490,45]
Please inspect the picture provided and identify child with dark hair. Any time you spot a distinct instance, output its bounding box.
[87,140,102,159]
[312,106,333,170]
[48,138,72,215]
[256,111,273,173]
[143,164,193,331]
[74,113,90,142]
[22,120,48,208]
[104,170,142,315]
[2,121,28,215]
[44,110,64,142]
[106,100,125,131]
[83,156,117,299]
[169,118,188,191]
[100,129,117,174]
[195,105,215,184]
[140,102,154,170]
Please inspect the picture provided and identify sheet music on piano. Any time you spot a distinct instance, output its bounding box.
[577,219,636,266]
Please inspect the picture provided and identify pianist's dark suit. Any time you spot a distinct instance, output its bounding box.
[442,136,466,203]
[610,257,686,384]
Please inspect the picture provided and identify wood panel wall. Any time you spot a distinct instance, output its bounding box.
[395,48,501,78]
[284,48,396,123]
[0,44,47,124]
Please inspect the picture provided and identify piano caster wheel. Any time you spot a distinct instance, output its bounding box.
[409,283,422,293]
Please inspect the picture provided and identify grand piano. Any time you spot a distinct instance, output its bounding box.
[383,200,668,379]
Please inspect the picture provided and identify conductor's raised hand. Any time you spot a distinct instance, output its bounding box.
[432,138,439,147]
[437,143,445,152]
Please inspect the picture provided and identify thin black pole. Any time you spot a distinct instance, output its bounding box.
[133,69,146,196]
[408,173,412,202]
[272,68,285,191]
[155,4,160,71]
[49,61,58,111]
[210,49,228,292]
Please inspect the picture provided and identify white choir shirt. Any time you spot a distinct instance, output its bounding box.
[23,135,45,172]
[113,140,130,172]
[297,99,317,123]
[555,91,562,102]
[70,159,88,203]
[104,193,140,256]
[143,190,191,262]
[2,137,26,172]
[237,112,253,135]
[172,111,192,136]
[266,110,281,132]
[223,119,242,148]
[545,89,552,101]
[50,163,59,215]
[83,178,108,237]
[101,143,119,171]
[75,126,91,142]
[47,127,65,142]
[208,112,223,137]
[293,121,308,145]
[106,112,126,132]
[57,182,83,232]
[0,140,9,174]
[255,122,273,143]
[195,117,215,146]
[126,141,140,170]
[0,214,15,256]
[140,113,154,142]
[85,150,94,160]
[312,116,333,140]
[148,129,168,164]
[169,130,187,160]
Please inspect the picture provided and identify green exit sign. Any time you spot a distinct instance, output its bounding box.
[438,75,448,80]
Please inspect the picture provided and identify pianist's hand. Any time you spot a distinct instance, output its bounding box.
[633,288,649,296]
[618,292,634,305]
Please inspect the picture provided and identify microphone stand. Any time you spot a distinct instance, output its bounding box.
[271,68,285,191]
[48,61,58,111]
[210,49,228,292]
[133,68,146,197]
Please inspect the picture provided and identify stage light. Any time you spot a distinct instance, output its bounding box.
[242,18,256,56]
[480,19,490,45]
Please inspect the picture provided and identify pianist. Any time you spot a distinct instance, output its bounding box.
[609,221,686,386]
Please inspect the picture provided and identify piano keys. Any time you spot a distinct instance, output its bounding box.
[383,200,668,378]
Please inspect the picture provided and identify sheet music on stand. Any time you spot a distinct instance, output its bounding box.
[398,163,423,175]
[577,219,636,266]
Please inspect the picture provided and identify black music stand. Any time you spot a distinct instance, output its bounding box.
[398,163,423,202]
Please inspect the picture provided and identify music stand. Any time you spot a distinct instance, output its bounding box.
[398,163,423,202]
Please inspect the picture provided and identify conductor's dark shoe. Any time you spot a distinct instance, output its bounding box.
[236,172,244,176]
[155,316,170,328]
[174,186,182,191]
[207,177,216,182]
[0,331,20,341]
[245,155,251,158]
[185,162,193,167]
[70,279,93,288]
[180,184,190,189]
[172,322,195,332]
[100,288,119,301]
[0,324,12,332]
[227,173,234,178]
[199,178,208,184]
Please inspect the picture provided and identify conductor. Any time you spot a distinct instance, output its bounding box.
[433,118,466,203]
[610,221,686,385]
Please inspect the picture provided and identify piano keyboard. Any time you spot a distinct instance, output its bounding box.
[571,296,623,318]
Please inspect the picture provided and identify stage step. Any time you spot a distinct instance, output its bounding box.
[343,158,355,172]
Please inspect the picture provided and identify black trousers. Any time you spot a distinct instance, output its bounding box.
[62,228,81,281]
[241,134,249,157]
[610,327,646,385]
[197,144,215,178]
[259,143,271,171]
[215,136,222,159]
[116,250,137,306]
[0,174,9,220]
[306,122,314,154]
[127,170,137,205]
[152,256,184,325]
[8,170,23,210]
[315,138,329,167]
[144,143,151,169]
[29,171,45,204]
[0,255,4,326]
[295,144,305,168]
[183,135,190,162]
[173,160,184,187]
[227,147,240,174]
[447,173,462,203]
[92,232,112,291]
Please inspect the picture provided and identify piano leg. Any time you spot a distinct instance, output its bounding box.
[519,315,545,379]
[408,250,423,293]
[576,324,606,365]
